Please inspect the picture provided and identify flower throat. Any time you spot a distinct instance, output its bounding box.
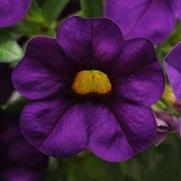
[72,70,112,95]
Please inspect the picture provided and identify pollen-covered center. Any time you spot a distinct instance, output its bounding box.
[72,70,112,95]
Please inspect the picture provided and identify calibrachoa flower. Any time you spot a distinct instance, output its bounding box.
[165,42,181,140]
[12,16,164,162]
[165,42,181,103]
[0,0,31,27]
[0,110,48,181]
[104,0,181,44]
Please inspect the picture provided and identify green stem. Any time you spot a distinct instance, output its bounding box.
[80,0,103,17]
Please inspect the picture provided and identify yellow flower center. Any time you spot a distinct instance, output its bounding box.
[72,70,112,95]
[162,84,176,105]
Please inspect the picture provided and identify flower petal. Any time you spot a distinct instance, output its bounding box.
[88,105,134,162]
[112,103,156,154]
[173,0,181,19]
[12,37,68,100]
[56,16,124,68]
[0,0,31,27]
[112,38,164,105]
[165,42,181,102]
[105,0,176,44]
[89,102,156,162]
[21,98,155,162]
[20,98,87,157]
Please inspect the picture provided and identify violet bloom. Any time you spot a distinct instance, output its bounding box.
[165,42,181,103]
[0,0,31,27]
[165,43,181,140]
[104,0,181,44]
[12,16,164,162]
[0,111,48,181]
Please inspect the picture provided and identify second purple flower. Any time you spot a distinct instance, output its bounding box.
[105,0,181,44]
[0,0,31,27]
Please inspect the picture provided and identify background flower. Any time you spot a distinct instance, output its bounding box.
[0,110,48,181]
[104,0,181,44]
[0,0,31,27]
[165,42,181,102]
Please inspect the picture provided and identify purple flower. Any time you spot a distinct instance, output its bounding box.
[0,0,31,27]
[0,110,48,181]
[165,42,181,103]
[12,16,164,162]
[104,0,181,44]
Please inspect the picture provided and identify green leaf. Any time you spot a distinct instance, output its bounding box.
[42,0,70,24]
[0,30,23,64]
[26,0,45,25]
[80,0,103,17]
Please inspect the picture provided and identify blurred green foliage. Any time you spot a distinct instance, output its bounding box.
[1,0,181,180]
[0,30,23,64]
[80,0,103,17]
[46,134,181,181]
